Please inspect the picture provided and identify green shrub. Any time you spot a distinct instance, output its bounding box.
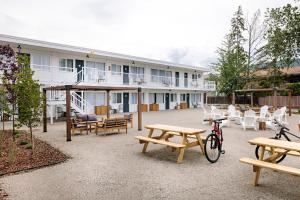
[20,140,28,145]
[298,108,300,114]
[287,82,300,96]
[25,143,32,149]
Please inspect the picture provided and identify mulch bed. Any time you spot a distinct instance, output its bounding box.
[0,130,69,199]
[0,130,69,176]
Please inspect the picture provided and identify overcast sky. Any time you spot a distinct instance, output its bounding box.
[0,0,294,68]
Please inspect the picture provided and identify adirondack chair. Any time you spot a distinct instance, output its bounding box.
[227,104,241,121]
[267,107,287,129]
[240,109,257,131]
[202,106,212,124]
[258,105,269,121]
[211,107,229,127]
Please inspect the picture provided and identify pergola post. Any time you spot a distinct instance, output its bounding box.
[137,87,142,131]
[250,92,254,107]
[43,88,47,132]
[106,90,110,119]
[232,92,235,105]
[65,86,71,142]
[288,91,292,116]
[273,89,277,109]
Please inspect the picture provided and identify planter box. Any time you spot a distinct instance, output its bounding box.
[149,104,159,111]
[141,104,148,112]
[180,102,188,109]
[95,106,107,115]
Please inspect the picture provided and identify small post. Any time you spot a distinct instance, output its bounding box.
[250,92,254,108]
[65,86,71,142]
[106,90,110,119]
[288,91,292,116]
[232,92,235,105]
[43,88,47,132]
[137,87,142,131]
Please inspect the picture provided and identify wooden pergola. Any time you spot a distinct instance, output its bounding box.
[232,88,292,116]
[42,85,143,141]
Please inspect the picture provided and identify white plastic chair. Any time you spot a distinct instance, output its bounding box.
[202,107,212,124]
[227,104,241,121]
[267,107,287,129]
[240,109,257,131]
[258,105,269,120]
[211,108,229,127]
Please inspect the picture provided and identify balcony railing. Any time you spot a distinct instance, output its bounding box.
[30,65,216,91]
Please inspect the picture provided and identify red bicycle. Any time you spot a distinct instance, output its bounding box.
[204,118,226,163]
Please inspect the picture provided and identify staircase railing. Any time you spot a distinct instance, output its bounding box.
[71,92,92,114]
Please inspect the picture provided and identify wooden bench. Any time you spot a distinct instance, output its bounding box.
[240,157,300,176]
[135,136,186,148]
[240,157,300,185]
[95,118,127,135]
[71,118,88,135]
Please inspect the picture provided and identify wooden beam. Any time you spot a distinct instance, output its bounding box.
[250,92,254,107]
[106,90,110,119]
[232,92,235,105]
[43,89,47,132]
[288,91,292,116]
[273,90,277,109]
[138,87,142,131]
[65,86,71,142]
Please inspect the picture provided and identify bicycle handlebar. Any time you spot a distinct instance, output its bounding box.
[274,119,289,131]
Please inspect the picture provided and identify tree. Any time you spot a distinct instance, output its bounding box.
[0,87,8,133]
[14,56,43,153]
[245,10,266,79]
[0,45,20,141]
[213,6,247,98]
[263,3,300,87]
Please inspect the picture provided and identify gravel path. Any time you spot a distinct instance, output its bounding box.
[1,108,300,200]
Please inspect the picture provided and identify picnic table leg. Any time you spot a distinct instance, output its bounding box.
[177,134,187,164]
[253,146,265,186]
[195,134,205,155]
[142,128,154,153]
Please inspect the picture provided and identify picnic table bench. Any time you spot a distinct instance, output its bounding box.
[135,124,206,163]
[240,137,300,186]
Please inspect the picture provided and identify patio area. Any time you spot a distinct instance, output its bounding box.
[2,108,300,200]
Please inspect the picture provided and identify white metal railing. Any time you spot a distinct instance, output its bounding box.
[47,90,66,101]
[204,81,216,90]
[70,92,93,114]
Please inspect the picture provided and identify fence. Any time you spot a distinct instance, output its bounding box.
[258,96,300,108]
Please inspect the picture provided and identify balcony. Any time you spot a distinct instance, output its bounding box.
[31,65,216,91]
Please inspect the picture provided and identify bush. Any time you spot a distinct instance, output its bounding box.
[25,143,32,149]
[20,140,28,145]
[298,108,300,114]
[287,82,300,96]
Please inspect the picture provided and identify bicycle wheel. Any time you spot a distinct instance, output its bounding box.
[204,133,221,163]
[255,137,286,163]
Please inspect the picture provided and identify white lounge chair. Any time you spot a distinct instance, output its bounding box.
[202,107,212,124]
[211,108,229,127]
[266,107,287,129]
[258,105,269,121]
[240,109,257,131]
[227,104,241,121]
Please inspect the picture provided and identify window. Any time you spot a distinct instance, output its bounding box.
[131,66,144,79]
[32,54,50,70]
[59,59,73,72]
[86,61,105,80]
[151,69,172,84]
[131,93,145,104]
[112,64,121,75]
[180,94,186,102]
[149,93,155,104]
[191,93,201,103]
[156,93,164,103]
[170,94,177,102]
[112,93,122,103]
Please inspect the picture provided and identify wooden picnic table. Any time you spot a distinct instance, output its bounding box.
[135,124,206,163]
[240,137,300,186]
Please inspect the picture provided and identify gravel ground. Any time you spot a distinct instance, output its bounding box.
[1,108,300,200]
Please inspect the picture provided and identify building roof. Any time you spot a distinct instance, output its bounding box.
[0,34,209,72]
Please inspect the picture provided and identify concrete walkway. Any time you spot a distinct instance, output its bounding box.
[1,109,300,200]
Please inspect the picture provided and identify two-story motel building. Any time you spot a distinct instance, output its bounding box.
[0,34,215,121]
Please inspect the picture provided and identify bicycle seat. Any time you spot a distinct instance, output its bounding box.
[213,118,227,123]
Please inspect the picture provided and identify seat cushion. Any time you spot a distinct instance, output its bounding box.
[87,114,97,121]
[76,114,88,121]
